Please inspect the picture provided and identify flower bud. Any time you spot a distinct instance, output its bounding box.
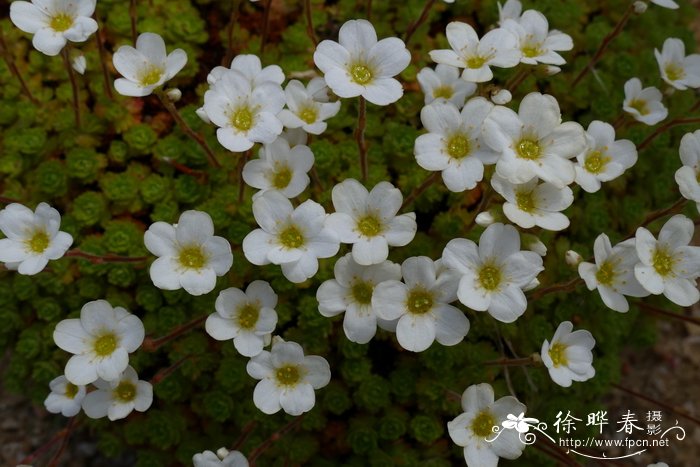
[633,1,648,14]
[71,54,86,74]
[523,278,540,292]
[195,106,211,124]
[522,234,547,257]
[475,210,496,227]
[165,88,182,102]
[565,250,583,267]
[491,89,512,105]
[216,448,230,460]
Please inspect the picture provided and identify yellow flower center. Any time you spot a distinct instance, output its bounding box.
[406,289,434,315]
[93,333,118,357]
[26,230,50,253]
[466,56,487,69]
[446,134,471,159]
[139,66,163,87]
[628,99,649,116]
[433,86,454,99]
[652,247,675,277]
[478,264,502,291]
[177,246,207,270]
[299,106,318,124]
[271,165,292,190]
[50,13,74,32]
[231,107,254,131]
[237,303,260,330]
[471,410,497,438]
[351,280,374,305]
[548,342,568,367]
[65,382,79,399]
[275,365,301,386]
[350,64,373,85]
[516,139,541,160]
[114,381,137,402]
[584,150,611,174]
[665,63,685,82]
[515,190,537,213]
[356,215,382,237]
[279,226,305,249]
[595,261,616,286]
[522,45,542,58]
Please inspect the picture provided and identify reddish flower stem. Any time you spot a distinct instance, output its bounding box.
[248,416,305,466]
[93,14,114,99]
[404,0,436,46]
[260,0,272,55]
[224,0,243,65]
[401,172,440,210]
[528,277,585,301]
[0,27,38,104]
[304,0,318,46]
[637,117,700,152]
[65,249,148,264]
[355,96,369,183]
[61,47,82,129]
[637,301,700,327]
[612,383,700,427]
[142,315,208,352]
[129,0,138,44]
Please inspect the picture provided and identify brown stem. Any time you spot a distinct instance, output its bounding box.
[61,48,81,129]
[504,67,531,93]
[463,183,493,233]
[238,149,251,202]
[612,383,700,427]
[401,172,440,209]
[47,417,78,467]
[93,15,114,99]
[142,315,208,352]
[249,416,305,466]
[129,0,138,44]
[151,355,193,384]
[0,28,38,104]
[223,0,242,65]
[483,356,536,367]
[18,419,82,465]
[155,90,222,168]
[637,301,700,327]
[366,0,373,21]
[232,421,258,450]
[571,2,634,88]
[611,112,626,130]
[65,249,148,264]
[304,0,318,46]
[637,117,700,152]
[404,0,436,45]
[355,96,369,183]
[623,197,688,241]
[528,277,584,301]
[0,195,21,204]
[310,165,325,193]
[260,0,272,55]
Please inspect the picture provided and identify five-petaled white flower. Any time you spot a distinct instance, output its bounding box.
[0,202,73,275]
[655,38,700,90]
[193,449,249,467]
[81,366,153,421]
[53,300,145,385]
[326,179,417,266]
[243,191,340,283]
[498,0,523,25]
[278,78,341,135]
[502,10,573,65]
[441,223,544,323]
[113,33,187,97]
[447,383,527,467]
[317,253,402,344]
[372,256,469,352]
[541,321,596,387]
[313,19,411,105]
[491,175,574,231]
[414,98,499,192]
[206,54,285,88]
[429,22,521,83]
[675,130,700,212]
[634,214,700,306]
[44,375,86,417]
[622,78,668,126]
[417,64,477,108]
[242,136,314,199]
[574,120,638,193]
[578,235,649,313]
[246,339,331,416]
[483,92,587,188]
[10,0,98,56]
[144,210,233,296]
[205,281,278,357]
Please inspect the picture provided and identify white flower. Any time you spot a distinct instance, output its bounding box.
[622,78,668,125]
[483,92,587,188]
[372,256,469,352]
[675,130,700,211]
[9,0,98,56]
[429,22,520,83]
[278,78,341,135]
[498,0,523,25]
[492,175,574,231]
[326,179,417,266]
[144,210,233,296]
[634,214,700,306]
[205,281,278,357]
[44,375,86,417]
[541,321,595,387]
[203,68,286,152]
[574,120,638,193]
[81,366,153,421]
[243,191,340,283]
[207,54,284,87]
[113,33,187,97]
[317,253,402,344]
[313,19,411,105]
[193,450,249,467]
[53,300,145,385]
[417,64,477,107]
[442,223,544,323]
[655,38,700,90]
[447,383,527,467]
[242,137,314,199]
[246,339,331,416]
[650,0,678,8]
[414,98,500,192]
[578,235,649,313]
[502,10,573,65]
[0,202,73,275]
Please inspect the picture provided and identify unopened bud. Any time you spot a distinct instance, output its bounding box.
[165,88,182,102]
[71,54,86,74]
[522,234,547,257]
[195,107,211,124]
[491,89,512,105]
[475,210,496,227]
[216,448,230,460]
[523,278,540,292]
[565,250,583,267]
[633,1,648,14]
